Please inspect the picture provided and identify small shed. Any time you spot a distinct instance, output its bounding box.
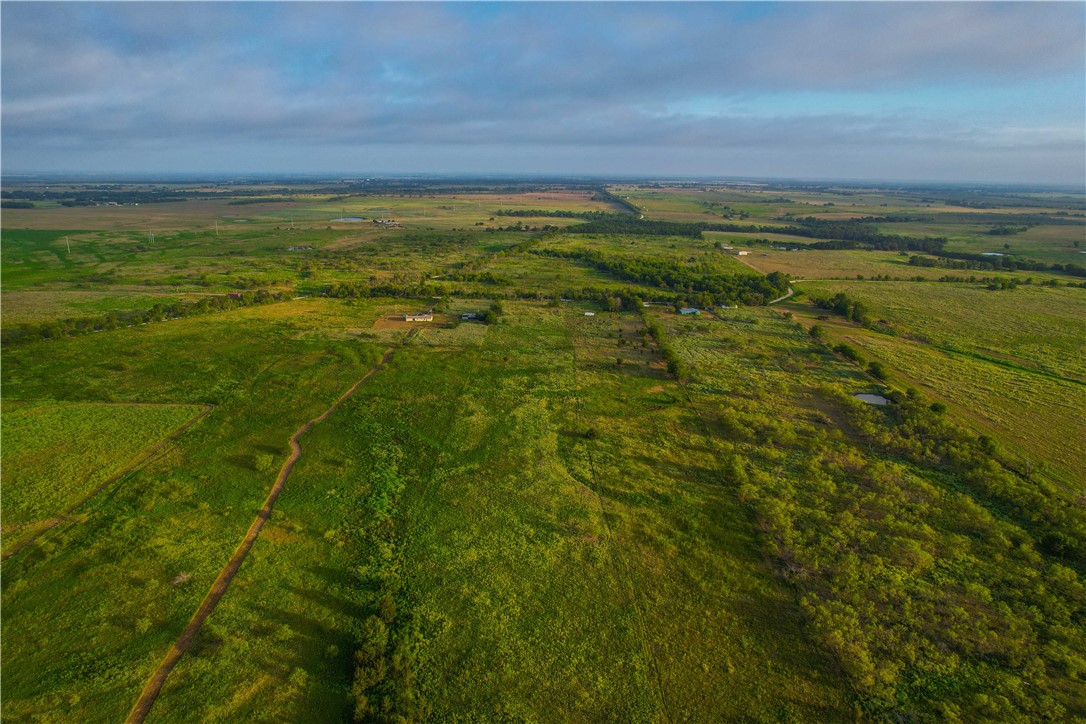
[736,250,751,256]
[584,312,595,317]
[404,313,433,322]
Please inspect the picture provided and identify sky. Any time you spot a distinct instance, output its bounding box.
[2,2,1084,185]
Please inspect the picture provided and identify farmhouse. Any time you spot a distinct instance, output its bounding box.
[404,313,433,322]
[736,250,751,256]
[679,307,700,315]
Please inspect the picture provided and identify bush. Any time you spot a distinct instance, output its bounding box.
[834,343,864,364]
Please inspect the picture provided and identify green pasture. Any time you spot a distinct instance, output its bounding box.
[3,184,1085,721]
[800,281,1086,380]
[1,402,205,531]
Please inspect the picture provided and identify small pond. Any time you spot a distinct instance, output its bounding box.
[332,217,366,222]
[854,393,889,405]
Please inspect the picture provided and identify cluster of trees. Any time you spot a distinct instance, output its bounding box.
[484,222,562,233]
[439,271,511,286]
[348,424,429,722]
[476,300,504,324]
[324,277,689,309]
[1,289,290,345]
[810,292,871,325]
[566,217,705,237]
[835,387,1086,565]
[532,248,790,306]
[1,200,34,208]
[641,317,687,379]
[724,378,1085,719]
[987,225,1028,235]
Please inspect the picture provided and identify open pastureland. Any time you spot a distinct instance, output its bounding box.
[3,182,1084,722]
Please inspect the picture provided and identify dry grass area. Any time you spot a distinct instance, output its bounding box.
[1,199,277,231]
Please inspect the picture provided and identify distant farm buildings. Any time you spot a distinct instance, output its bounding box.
[679,307,701,316]
[373,219,402,228]
[736,250,751,256]
[404,313,433,322]
[286,246,313,251]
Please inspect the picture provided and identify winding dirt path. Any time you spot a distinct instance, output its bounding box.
[768,286,795,304]
[125,348,394,724]
[1,404,214,562]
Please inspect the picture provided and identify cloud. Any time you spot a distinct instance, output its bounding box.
[1,1,1082,183]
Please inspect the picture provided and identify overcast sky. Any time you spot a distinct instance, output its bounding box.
[2,2,1083,184]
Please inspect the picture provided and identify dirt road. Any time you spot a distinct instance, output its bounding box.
[125,348,394,724]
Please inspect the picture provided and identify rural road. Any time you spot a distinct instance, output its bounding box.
[768,287,794,305]
[1,404,213,563]
[125,348,395,724]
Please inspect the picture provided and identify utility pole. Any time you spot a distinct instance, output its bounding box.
[65,236,71,254]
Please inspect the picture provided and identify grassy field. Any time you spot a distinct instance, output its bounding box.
[735,246,1069,283]
[1,402,206,539]
[780,296,1086,490]
[138,301,850,721]
[798,281,1086,380]
[3,182,1084,721]
[1,299,388,721]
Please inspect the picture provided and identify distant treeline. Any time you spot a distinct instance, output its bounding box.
[910,252,1086,277]
[987,225,1028,235]
[2,289,290,345]
[227,197,294,205]
[773,219,948,252]
[559,215,951,252]
[493,209,617,219]
[1,200,35,208]
[1,188,264,205]
[532,248,790,306]
[566,217,706,237]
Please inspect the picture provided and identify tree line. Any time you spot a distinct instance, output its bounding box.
[911,251,1086,277]
[1,289,290,345]
[531,248,790,307]
[493,209,617,219]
